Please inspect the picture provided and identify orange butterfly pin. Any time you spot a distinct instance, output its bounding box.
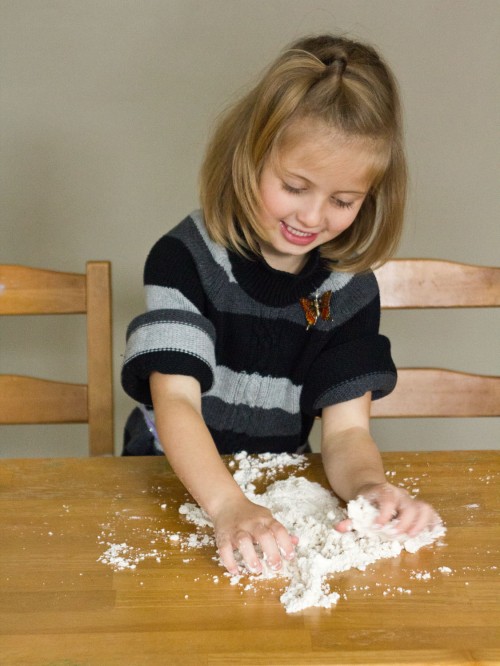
[299,290,332,330]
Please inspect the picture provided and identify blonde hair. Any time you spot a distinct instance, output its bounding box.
[199,35,407,272]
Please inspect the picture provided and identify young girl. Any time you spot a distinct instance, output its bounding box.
[121,34,440,575]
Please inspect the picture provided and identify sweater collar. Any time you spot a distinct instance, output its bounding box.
[229,248,331,306]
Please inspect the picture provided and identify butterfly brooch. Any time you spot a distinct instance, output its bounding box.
[299,290,332,330]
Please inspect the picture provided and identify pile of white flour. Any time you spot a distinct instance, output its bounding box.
[179,452,446,613]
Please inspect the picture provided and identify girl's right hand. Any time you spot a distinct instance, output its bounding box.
[212,496,298,575]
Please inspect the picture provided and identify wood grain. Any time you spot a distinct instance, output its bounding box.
[0,265,86,314]
[375,260,500,309]
[0,452,498,665]
[371,368,500,418]
[0,375,88,423]
[86,261,114,456]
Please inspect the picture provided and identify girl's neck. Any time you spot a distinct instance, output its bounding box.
[259,244,311,275]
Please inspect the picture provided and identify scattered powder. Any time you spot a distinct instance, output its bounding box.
[98,542,138,570]
[477,472,499,485]
[178,452,446,613]
[231,450,308,493]
[411,570,432,580]
[96,453,455,612]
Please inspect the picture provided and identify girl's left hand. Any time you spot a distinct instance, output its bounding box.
[335,481,441,537]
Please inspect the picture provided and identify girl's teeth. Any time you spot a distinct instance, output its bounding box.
[285,223,313,237]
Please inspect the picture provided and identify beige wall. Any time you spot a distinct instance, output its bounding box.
[1,0,498,457]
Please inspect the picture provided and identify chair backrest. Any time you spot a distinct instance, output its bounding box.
[0,262,114,455]
[372,259,500,418]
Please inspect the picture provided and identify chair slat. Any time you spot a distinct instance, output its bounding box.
[0,265,86,314]
[86,262,114,456]
[0,375,88,424]
[371,368,500,418]
[375,260,500,308]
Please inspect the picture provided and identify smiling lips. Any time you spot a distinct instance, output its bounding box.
[280,221,320,246]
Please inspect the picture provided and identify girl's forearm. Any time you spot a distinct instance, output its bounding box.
[150,374,298,575]
[150,373,244,518]
[157,399,244,516]
[321,426,386,501]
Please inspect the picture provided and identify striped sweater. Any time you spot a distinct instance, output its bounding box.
[121,210,397,455]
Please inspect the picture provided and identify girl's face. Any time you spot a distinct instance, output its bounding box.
[257,122,376,274]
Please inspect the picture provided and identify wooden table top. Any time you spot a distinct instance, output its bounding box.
[0,450,499,666]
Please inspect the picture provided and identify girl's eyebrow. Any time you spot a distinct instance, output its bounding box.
[333,190,368,196]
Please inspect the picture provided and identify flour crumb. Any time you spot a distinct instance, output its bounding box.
[411,570,432,580]
[98,543,138,570]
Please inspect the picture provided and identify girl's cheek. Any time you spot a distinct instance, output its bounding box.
[329,214,357,235]
[344,207,364,229]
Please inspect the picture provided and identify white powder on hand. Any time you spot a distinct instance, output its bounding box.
[179,453,446,613]
[347,496,446,553]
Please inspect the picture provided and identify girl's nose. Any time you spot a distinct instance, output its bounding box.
[297,199,325,229]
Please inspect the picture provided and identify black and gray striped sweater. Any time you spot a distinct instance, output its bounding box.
[121,210,396,455]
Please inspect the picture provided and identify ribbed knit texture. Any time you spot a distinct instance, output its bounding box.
[121,211,397,455]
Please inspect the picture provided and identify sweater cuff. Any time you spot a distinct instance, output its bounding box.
[121,309,216,404]
[121,351,214,405]
[301,334,397,415]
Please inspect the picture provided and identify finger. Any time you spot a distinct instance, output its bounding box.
[375,485,419,527]
[270,522,297,561]
[393,499,429,534]
[374,500,399,527]
[372,493,406,527]
[255,525,284,571]
[406,503,439,537]
[235,531,262,574]
[216,535,240,575]
[334,518,353,533]
[356,484,400,527]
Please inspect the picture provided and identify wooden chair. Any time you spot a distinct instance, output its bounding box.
[372,259,500,418]
[0,262,114,455]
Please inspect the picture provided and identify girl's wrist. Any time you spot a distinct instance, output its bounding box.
[203,482,247,520]
[349,476,388,500]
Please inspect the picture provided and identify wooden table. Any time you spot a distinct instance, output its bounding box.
[0,451,499,665]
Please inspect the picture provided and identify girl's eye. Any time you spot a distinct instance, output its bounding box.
[332,198,354,210]
[282,182,356,209]
[282,182,304,195]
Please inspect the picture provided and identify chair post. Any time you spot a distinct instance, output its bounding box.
[86,261,114,455]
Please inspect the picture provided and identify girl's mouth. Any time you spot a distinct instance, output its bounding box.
[280,221,319,246]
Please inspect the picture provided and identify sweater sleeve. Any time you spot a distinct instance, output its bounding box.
[121,229,216,406]
[301,276,397,415]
